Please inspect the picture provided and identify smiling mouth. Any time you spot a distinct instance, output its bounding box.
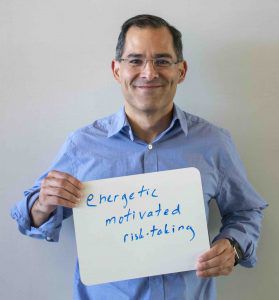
[135,85,163,89]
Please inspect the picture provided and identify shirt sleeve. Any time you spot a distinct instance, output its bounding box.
[10,133,76,242]
[213,130,268,267]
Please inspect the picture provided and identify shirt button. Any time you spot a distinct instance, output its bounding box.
[148,144,153,150]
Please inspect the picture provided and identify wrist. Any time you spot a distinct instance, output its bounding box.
[32,199,53,215]
[30,199,55,228]
[227,238,243,266]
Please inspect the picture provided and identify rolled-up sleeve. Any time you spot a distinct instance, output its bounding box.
[213,131,268,267]
[10,133,76,242]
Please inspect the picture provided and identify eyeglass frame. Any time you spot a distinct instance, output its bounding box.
[118,57,182,70]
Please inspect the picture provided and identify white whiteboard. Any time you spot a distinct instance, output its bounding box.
[73,167,210,285]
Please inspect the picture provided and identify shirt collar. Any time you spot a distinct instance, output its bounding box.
[172,104,188,136]
[107,103,188,139]
[107,106,130,138]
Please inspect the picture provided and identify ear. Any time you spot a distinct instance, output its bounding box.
[111,60,121,82]
[177,60,187,84]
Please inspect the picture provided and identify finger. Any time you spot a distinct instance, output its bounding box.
[198,239,232,262]
[47,170,83,189]
[196,257,235,277]
[44,195,80,209]
[43,177,82,198]
[198,245,226,262]
[41,186,80,205]
[197,247,235,271]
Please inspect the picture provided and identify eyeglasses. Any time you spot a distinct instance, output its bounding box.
[119,57,180,70]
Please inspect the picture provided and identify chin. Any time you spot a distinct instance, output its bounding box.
[135,98,160,108]
[136,102,169,114]
[125,95,172,114]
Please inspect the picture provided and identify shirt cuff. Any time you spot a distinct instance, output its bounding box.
[212,230,256,267]
[11,191,63,242]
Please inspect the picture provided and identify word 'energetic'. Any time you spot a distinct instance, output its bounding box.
[86,185,158,208]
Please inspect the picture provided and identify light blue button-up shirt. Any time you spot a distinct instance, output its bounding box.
[11,104,267,300]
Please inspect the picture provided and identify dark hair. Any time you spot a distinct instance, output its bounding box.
[115,14,184,62]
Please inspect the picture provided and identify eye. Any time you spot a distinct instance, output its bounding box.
[155,59,172,67]
[128,59,143,66]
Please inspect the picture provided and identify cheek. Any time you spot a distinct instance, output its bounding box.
[170,74,182,87]
[160,71,180,85]
[166,77,178,89]
[120,71,137,88]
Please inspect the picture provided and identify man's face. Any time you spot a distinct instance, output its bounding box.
[112,26,187,116]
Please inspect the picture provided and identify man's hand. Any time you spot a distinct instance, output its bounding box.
[196,239,235,277]
[31,170,83,227]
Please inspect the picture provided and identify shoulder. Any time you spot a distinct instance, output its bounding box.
[67,113,116,146]
[184,111,232,147]
[182,111,243,174]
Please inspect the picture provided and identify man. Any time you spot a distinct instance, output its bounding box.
[11,14,267,300]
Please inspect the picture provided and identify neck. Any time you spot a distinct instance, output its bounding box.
[125,104,174,144]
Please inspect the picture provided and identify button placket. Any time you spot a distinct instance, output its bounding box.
[143,143,158,173]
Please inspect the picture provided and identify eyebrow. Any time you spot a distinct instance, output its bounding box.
[127,53,143,58]
[154,53,173,59]
[126,53,174,59]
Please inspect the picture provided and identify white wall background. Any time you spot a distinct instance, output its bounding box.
[1,1,278,299]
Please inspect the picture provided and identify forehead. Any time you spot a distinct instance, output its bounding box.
[123,26,176,58]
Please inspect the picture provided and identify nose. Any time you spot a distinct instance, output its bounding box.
[140,60,159,81]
